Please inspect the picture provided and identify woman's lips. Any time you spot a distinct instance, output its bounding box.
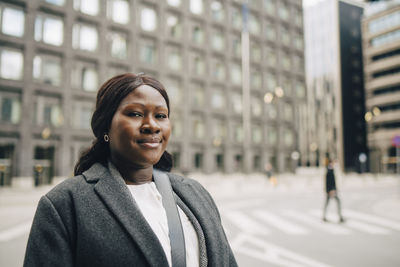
[137,138,161,148]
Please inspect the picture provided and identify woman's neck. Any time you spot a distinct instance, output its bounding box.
[111,159,153,185]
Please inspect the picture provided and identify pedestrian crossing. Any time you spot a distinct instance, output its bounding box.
[221,208,400,236]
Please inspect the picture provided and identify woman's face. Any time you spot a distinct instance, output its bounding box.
[108,85,171,168]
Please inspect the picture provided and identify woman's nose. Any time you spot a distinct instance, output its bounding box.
[140,116,160,133]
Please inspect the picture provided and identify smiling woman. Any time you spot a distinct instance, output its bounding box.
[23,73,238,267]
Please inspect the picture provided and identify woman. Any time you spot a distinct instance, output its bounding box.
[24,73,238,267]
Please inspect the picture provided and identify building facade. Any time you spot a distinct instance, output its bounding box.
[304,0,367,172]
[0,0,306,185]
[362,0,400,173]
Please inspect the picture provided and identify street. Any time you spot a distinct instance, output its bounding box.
[1,171,400,267]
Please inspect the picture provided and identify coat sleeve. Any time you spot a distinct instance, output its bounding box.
[24,195,74,267]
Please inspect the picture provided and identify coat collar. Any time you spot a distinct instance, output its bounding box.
[82,163,169,267]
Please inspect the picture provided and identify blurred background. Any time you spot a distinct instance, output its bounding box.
[0,0,399,266]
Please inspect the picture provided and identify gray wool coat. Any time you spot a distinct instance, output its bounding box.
[23,163,238,267]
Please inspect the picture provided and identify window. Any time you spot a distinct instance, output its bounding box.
[265,20,276,41]
[72,23,98,52]
[213,118,226,141]
[109,31,128,59]
[74,0,99,16]
[293,54,303,72]
[107,0,129,24]
[212,58,225,81]
[71,61,98,92]
[33,54,62,86]
[165,78,182,106]
[294,8,302,27]
[265,72,277,91]
[252,125,262,144]
[34,96,63,127]
[368,10,400,34]
[296,81,305,98]
[234,123,243,143]
[250,42,261,63]
[232,35,241,58]
[191,52,205,76]
[267,127,277,144]
[294,33,303,51]
[194,153,203,169]
[72,101,93,129]
[211,28,224,52]
[192,83,205,107]
[281,26,290,46]
[166,46,182,71]
[0,47,23,80]
[193,116,205,139]
[231,92,242,114]
[190,0,203,15]
[0,93,21,124]
[231,6,242,30]
[141,6,157,32]
[166,13,182,39]
[251,70,262,90]
[249,13,261,35]
[281,53,290,71]
[251,97,262,117]
[210,0,224,22]
[283,102,293,121]
[139,38,157,65]
[211,88,225,110]
[167,0,181,7]
[192,23,204,45]
[44,0,65,6]
[265,47,277,67]
[371,29,400,47]
[1,6,24,37]
[231,64,242,86]
[35,14,63,46]
[279,1,289,21]
[263,0,275,15]
[282,128,294,147]
[265,103,277,119]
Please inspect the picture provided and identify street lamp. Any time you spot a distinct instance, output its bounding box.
[263,86,285,104]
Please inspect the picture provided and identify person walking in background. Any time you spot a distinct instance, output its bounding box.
[264,162,277,186]
[322,158,345,223]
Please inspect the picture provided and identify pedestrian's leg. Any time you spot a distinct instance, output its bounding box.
[335,195,345,223]
[323,195,329,221]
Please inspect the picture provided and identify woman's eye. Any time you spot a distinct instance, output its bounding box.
[127,112,143,117]
[156,113,168,119]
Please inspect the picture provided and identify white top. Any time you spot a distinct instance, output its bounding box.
[127,182,199,267]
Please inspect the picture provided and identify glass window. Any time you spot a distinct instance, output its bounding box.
[283,128,293,147]
[211,28,224,52]
[213,119,226,140]
[193,117,205,139]
[166,13,182,39]
[71,61,98,92]
[34,96,63,127]
[167,0,181,7]
[141,6,157,32]
[251,70,262,90]
[281,53,290,71]
[171,118,182,138]
[251,97,262,117]
[267,127,277,144]
[231,64,242,86]
[165,77,182,106]
[107,0,129,24]
[294,8,302,27]
[108,31,128,59]
[210,0,224,22]
[44,0,65,6]
[263,0,275,15]
[231,6,242,30]
[72,101,94,129]
[72,23,98,52]
[283,102,293,121]
[265,72,277,91]
[211,88,225,110]
[0,48,23,80]
[293,55,303,72]
[190,0,203,15]
[212,58,225,81]
[252,125,262,144]
[192,83,205,107]
[296,81,305,98]
[279,1,289,21]
[231,92,242,114]
[251,42,261,63]
[265,47,277,67]
[192,23,204,45]
[294,33,303,51]
[166,46,182,71]
[265,20,276,41]
[234,123,243,143]
[1,6,24,37]
[191,52,205,76]
[368,10,400,34]
[194,152,203,169]
[0,93,21,124]
[35,14,64,46]
[139,38,157,65]
[74,0,99,16]
[232,35,241,58]
[371,29,400,47]
[281,26,290,46]
[33,54,62,86]
[249,13,261,35]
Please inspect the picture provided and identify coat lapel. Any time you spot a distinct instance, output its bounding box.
[83,164,169,267]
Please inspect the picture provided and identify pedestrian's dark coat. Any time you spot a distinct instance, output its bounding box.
[24,163,237,267]
[325,167,337,193]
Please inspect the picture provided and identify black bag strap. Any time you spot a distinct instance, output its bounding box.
[153,168,186,267]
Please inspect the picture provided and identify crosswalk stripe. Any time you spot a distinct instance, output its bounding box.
[310,210,390,234]
[253,210,309,235]
[0,221,32,242]
[223,210,270,235]
[282,210,351,235]
[343,209,400,231]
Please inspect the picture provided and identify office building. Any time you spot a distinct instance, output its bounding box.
[0,0,306,186]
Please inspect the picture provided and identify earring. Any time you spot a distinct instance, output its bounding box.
[104,134,109,142]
